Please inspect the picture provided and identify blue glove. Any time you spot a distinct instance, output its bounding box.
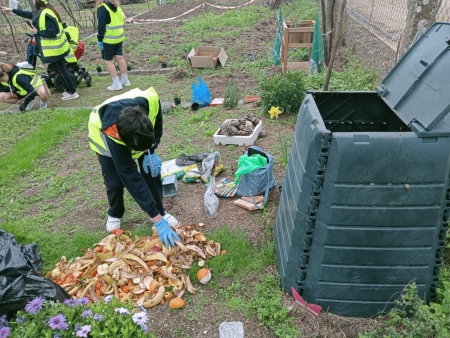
[97,41,104,51]
[154,218,180,247]
[143,153,162,177]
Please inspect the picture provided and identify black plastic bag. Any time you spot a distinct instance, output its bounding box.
[0,231,70,316]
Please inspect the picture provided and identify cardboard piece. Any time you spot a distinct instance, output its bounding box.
[210,98,224,107]
[188,46,228,68]
[233,199,263,211]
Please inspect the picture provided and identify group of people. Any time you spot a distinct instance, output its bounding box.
[1,0,180,247]
[0,0,131,111]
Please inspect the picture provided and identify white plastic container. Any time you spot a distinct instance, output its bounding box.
[213,119,262,146]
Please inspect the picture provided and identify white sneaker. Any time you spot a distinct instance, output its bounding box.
[121,79,131,87]
[39,100,47,109]
[25,100,35,111]
[107,82,123,91]
[62,91,70,97]
[16,61,34,69]
[61,92,79,100]
[106,216,121,231]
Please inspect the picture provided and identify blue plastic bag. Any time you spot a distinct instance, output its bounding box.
[191,77,212,107]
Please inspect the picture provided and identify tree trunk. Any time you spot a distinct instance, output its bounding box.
[400,0,443,56]
[326,0,336,57]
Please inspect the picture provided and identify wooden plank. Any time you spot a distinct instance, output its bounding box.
[286,27,315,33]
[288,43,313,48]
[241,195,264,204]
[233,199,262,211]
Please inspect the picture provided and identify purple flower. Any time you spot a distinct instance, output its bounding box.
[16,316,24,324]
[114,307,130,315]
[103,295,113,303]
[75,325,91,338]
[63,298,75,306]
[54,334,62,338]
[132,312,148,326]
[81,310,92,319]
[140,323,150,333]
[74,298,89,306]
[47,314,68,330]
[93,314,104,322]
[74,324,80,331]
[0,327,10,338]
[24,297,45,315]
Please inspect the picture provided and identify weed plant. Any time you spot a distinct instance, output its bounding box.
[223,79,240,109]
[259,71,306,114]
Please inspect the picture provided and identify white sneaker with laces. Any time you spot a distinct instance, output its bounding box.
[39,100,47,109]
[108,82,123,91]
[25,100,35,111]
[121,79,131,87]
[163,213,180,228]
[61,92,79,100]
[16,61,34,69]
[106,216,121,232]
[62,91,70,97]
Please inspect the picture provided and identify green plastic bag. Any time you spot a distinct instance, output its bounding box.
[234,154,268,184]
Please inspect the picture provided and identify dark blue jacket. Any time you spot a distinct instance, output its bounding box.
[13,8,69,64]
[101,98,163,218]
[2,66,37,106]
[97,2,118,42]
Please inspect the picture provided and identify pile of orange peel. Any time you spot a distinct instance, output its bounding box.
[46,223,223,308]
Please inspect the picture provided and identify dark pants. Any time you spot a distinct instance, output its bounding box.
[98,154,165,219]
[51,57,76,94]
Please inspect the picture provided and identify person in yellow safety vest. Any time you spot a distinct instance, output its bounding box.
[87,87,180,247]
[0,62,48,111]
[63,24,79,64]
[1,0,80,101]
[96,0,130,91]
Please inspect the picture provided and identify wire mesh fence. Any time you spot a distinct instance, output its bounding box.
[342,0,450,79]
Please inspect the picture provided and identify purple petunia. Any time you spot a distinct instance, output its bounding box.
[132,312,148,326]
[24,297,45,315]
[75,324,91,338]
[93,314,104,322]
[114,307,130,315]
[47,314,68,330]
[74,298,89,306]
[140,323,150,333]
[103,295,113,303]
[0,327,10,338]
[81,310,92,319]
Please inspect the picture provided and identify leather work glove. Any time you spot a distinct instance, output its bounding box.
[154,218,180,248]
[143,153,162,177]
[97,41,104,51]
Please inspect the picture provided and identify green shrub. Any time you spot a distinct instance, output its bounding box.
[223,79,241,109]
[259,71,306,114]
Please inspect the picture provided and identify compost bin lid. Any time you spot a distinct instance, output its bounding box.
[376,22,450,131]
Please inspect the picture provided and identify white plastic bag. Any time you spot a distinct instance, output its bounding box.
[204,177,219,218]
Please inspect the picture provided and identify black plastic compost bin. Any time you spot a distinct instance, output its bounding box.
[275,22,450,317]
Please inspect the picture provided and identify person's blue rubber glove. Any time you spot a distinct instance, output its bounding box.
[97,41,104,51]
[143,153,162,177]
[154,218,180,247]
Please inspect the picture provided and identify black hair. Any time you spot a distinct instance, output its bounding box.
[117,105,155,151]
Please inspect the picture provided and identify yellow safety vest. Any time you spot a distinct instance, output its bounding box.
[101,3,125,44]
[88,87,159,159]
[64,26,79,63]
[38,8,70,59]
[11,69,43,97]
[65,47,77,63]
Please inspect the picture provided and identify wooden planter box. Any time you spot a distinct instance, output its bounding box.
[281,20,315,73]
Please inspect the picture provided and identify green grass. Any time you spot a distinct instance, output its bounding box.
[281,0,319,21]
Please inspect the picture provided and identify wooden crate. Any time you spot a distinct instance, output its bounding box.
[281,20,315,73]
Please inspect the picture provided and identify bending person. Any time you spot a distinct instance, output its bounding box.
[1,0,79,101]
[0,62,48,111]
[96,0,130,91]
[88,87,180,247]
